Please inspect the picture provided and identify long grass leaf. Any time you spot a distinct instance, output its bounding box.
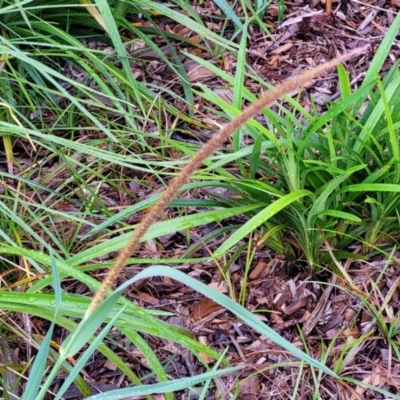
[70,204,262,266]
[21,254,61,400]
[84,367,242,399]
[213,0,244,29]
[55,306,126,400]
[115,266,338,378]
[214,190,313,256]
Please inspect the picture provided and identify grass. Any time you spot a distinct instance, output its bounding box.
[0,0,400,399]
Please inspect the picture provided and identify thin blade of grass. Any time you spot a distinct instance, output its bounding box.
[115,266,338,378]
[69,203,262,266]
[84,367,242,399]
[214,190,312,257]
[21,253,61,400]
[54,306,126,400]
[213,0,244,29]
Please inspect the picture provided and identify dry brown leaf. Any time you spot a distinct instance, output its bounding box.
[192,297,223,321]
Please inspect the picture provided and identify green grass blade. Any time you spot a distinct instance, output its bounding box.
[60,289,127,358]
[84,367,242,399]
[69,203,262,266]
[357,11,400,103]
[250,132,263,180]
[376,78,400,163]
[116,266,338,378]
[338,183,400,194]
[307,164,365,227]
[213,0,244,29]
[232,20,249,175]
[54,306,126,400]
[21,253,61,400]
[353,73,400,156]
[337,63,351,98]
[214,190,312,256]
[120,328,173,400]
[318,210,361,222]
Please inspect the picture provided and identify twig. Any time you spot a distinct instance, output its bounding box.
[326,0,332,14]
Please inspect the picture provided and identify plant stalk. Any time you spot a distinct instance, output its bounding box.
[87,46,368,315]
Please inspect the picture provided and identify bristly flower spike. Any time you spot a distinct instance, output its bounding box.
[86,46,368,315]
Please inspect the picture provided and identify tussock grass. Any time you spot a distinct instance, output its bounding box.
[0,1,399,399]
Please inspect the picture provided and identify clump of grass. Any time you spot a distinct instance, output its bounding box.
[0,1,400,399]
[88,47,365,314]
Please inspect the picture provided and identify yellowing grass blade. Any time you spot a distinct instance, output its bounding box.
[79,0,108,32]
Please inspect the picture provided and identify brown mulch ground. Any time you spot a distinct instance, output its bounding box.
[2,1,400,399]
